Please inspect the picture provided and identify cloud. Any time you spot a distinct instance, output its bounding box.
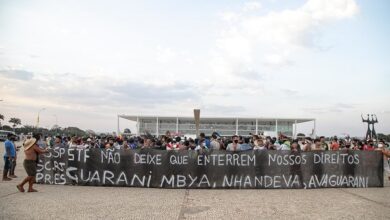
[243,1,262,12]
[0,69,34,80]
[0,71,201,110]
[111,81,200,105]
[156,46,177,64]
[213,0,359,74]
[303,103,356,114]
[201,104,246,115]
[29,54,40,59]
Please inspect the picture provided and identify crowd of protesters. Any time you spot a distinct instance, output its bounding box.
[26,131,390,153]
[3,131,390,183]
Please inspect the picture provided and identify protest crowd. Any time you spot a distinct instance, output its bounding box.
[29,131,390,153]
[3,132,390,187]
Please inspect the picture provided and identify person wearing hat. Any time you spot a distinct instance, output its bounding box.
[16,138,49,193]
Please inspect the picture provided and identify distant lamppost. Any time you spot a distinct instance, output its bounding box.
[36,108,46,128]
[53,114,59,134]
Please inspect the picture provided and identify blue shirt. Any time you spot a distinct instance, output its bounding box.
[204,139,210,148]
[4,139,16,157]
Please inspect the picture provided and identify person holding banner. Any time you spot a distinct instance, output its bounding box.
[16,138,49,193]
[377,143,390,181]
[226,135,242,152]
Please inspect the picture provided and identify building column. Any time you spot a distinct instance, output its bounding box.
[275,119,278,135]
[136,116,140,136]
[156,117,159,137]
[176,117,179,133]
[117,115,120,135]
[255,119,258,135]
[294,119,297,139]
[313,119,316,138]
[235,118,238,135]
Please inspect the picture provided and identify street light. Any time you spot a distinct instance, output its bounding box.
[53,114,59,134]
[36,108,46,127]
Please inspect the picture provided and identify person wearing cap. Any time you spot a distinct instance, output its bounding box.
[16,138,49,193]
[3,133,16,181]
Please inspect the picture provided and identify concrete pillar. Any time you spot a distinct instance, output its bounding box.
[255,119,258,135]
[275,119,278,135]
[176,117,179,133]
[136,116,140,136]
[235,118,239,135]
[156,117,159,137]
[294,119,297,139]
[117,115,120,135]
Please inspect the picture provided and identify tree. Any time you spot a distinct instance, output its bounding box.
[2,125,12,131]
[0,114,3,128]
[9,117,21,131]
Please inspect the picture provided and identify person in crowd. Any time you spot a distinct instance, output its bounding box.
[114,137,122,150]
[128,138,137,149]
[312,139,324,151]
[290,141,300,152]
[83,138,92,149]
[253,138,266,150]
[210,133,221,150]
[364,140,375,151]
[330,137,339,150]
[105,137,115,149]
[188,138,196,150]
[68,136,78,148]
[302,138,312,151]
[376,143,390,181]
[279,139,291,150]
[199,133,210,148]
[226,135,241,152]
[240,137,252,151]
[17,138,49,192]
[320,136,329,150]
[8,134,18,178]
[36,135,47,149]
[122,139,130,149]
[181,140,190,150]
[195,139,208,153]
[53,136,65,148]
[142,138,153,149]
[3,133,16,181]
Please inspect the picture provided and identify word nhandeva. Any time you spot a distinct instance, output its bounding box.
[221,174,368,188]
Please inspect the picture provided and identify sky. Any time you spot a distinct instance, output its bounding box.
[0,0,389,136]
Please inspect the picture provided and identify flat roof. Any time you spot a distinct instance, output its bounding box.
[119,115,314,123]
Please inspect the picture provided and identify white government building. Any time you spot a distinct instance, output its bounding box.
[118,115,316,138]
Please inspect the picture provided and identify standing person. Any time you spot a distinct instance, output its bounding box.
[320,136,329,150]
[199,133,210,148]
[3,133,16,181]
[330,137,340,150]
[312,139,324,151]
[226,135,241,152]
[16,138,49,193]
[210,133,221,150]
[53,136,64,148]
[9,135,18,178]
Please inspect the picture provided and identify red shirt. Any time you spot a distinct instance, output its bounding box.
[331,142,339,150]
[364,145,375,151]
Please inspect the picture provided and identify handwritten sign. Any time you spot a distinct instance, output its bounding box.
[36,149,384,189]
